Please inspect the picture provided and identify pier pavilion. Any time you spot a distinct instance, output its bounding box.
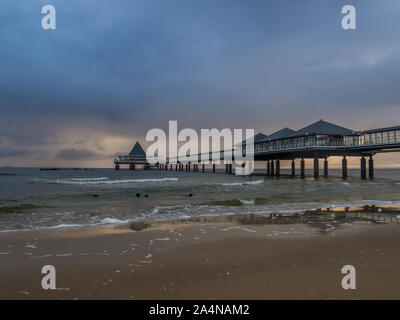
[113,141,148,170]
[253,120,400,179]
[114,120,400,179]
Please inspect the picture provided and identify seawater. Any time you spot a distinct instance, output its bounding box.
[0,167,400,231]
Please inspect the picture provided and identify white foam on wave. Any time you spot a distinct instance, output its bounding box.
[48,223,83,229]
[217,179,264,186]
[50,177,179,185]
[69,177,109,181]
[1,196,399,233]
[239,199,255,205]
[100,218,129,225]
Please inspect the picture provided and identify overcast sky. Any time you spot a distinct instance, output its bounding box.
[1,0,400,167]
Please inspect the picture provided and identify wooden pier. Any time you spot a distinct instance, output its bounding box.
[114,120,400,179]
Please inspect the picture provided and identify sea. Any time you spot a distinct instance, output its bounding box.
[1,167,400,232]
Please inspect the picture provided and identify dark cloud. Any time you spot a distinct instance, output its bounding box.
[1,0,400,165]
[0,148,33,158]
[56,148,100,160]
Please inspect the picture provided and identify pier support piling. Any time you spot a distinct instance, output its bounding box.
[229,163,233,174]
[276,160,280,177]
[369,155,374,179]
[267,161,271,176]
[300,158,305,178]
[291,160,295,178]
[271,160,275,177]
[115,164,120,170]
[342,156,348,179]
[202,164,205,172]
[361,156,367,179]
[324,157,328,178]
[129,164,135,170]
[213,164,216,173]
[313,157,319,179]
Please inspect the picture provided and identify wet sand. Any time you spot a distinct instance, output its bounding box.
[1,208,400,300]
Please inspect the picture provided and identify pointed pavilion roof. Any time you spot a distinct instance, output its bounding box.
[260,127,297,142]
[252,132,269,143]
[129,141,146,156]
[288,120,355,138]
[241,132,269,145]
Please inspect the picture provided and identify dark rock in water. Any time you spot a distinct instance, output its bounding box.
[188,193,193,197]
[127,221,150,231]
[136,193,141,197]
[144,194,149,198]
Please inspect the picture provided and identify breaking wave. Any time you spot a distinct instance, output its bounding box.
[45,177,179,185]
[99,218,129,225]
[239,199,255,205]
[217,179,264,186]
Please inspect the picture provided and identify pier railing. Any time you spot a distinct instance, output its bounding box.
[254,131,400,154]
[116,155,147,161]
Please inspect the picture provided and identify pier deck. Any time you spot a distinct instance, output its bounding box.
[114,120,400,179]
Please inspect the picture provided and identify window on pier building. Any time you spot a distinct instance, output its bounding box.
[305,136,315,146]
[396,131,400,142]
[293,137,304,148]
[316,135,329,146]
[365,133,373,145]
[376,133,383,144]
[282,139,290,149]
[262,143,267,151]
[343,136,359,146]
[359,135,365,145]
[388,131,395,143]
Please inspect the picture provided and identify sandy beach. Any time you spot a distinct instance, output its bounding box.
[1,207,400,300]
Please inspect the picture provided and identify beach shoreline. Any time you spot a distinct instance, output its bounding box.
[1,205,400,300]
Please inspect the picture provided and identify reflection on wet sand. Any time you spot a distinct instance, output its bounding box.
[120,204,400,234]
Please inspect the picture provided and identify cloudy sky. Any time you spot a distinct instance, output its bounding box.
[1,0,400,168]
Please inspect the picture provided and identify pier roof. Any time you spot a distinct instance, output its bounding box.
[241,132,269,145]
[288,120,356,138]
[362,126,400,134]
[253,132,269,143]
[260,127,296,142]
[129,141,146,156]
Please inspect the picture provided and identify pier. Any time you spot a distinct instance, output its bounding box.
[114,120,400,179]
